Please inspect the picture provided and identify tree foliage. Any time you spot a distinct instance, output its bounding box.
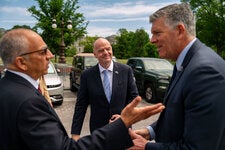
[12,25,33,30]
[27,0,88,58]
[113,28,157,59]
[79,36,99,53]
[182,0,225,58]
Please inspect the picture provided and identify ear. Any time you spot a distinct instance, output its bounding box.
[176,23,185,39]
[177,23,186,34]
[93,52,97,58]
[15,57,28,71]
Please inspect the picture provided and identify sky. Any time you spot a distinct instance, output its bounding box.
[0,0,180,37]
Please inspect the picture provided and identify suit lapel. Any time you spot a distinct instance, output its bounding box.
[163,68,183,104]
[111,62,121,102]
[163,39,201,104]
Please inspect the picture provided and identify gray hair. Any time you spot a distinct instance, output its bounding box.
[149,3,196,36]
[0,29,29,66]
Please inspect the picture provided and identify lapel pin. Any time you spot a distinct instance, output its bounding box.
[178,66,183,71]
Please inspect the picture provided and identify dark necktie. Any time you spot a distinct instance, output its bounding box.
[38,84,42,94]
[168,64,177,90]
[103,70,111,102]
[171,64,177,83]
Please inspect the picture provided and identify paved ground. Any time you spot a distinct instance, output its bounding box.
[54,75,160,137]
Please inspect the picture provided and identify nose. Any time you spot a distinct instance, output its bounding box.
[150,35,156,44]
[103,48,108,53]
[47,49,54,59]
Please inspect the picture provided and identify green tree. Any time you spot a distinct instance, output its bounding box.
[144,42,158,58]
[114,29,135,59]
[12,25,34,30]
[132,29,150,57]
[79,36,99,53]
[65,45,77,57]
[114,28,152,58]
[182,0,225,58]
[28,0,88,61]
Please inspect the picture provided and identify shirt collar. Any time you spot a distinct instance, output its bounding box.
[99,60,113,73]
[176,38,196,71]
[7,69,39,89]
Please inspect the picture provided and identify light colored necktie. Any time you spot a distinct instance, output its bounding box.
[103,70,111,102]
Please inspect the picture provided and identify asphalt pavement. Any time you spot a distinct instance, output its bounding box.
[54,75,160,137]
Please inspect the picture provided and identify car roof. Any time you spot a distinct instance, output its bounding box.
[73,53,117,60]
[128,57,165,61]
[74,53,94,57]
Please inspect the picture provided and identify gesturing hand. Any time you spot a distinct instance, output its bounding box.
[120,96,165,127]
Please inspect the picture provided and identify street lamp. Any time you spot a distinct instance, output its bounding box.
[52,19,72,63]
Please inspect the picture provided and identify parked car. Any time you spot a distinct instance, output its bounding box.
[44,62,64,105]
[69,53,117,91]
[70,53,98,91]
[127,57,173,103]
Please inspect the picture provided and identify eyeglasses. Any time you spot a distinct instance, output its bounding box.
[19,47,48,56]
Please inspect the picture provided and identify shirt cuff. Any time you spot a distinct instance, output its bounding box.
[146,126,155,141]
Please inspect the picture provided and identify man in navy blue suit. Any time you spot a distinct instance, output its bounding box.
[128,3,225,150]
[71,38,139,140]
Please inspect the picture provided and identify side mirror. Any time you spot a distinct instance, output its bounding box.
[135,66,143,71]
[77,62,82,69]
[56,68,61,73]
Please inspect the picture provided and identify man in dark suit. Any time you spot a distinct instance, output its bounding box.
[128,3,225,150]
[71,38,139,140]
[0,28,165,150]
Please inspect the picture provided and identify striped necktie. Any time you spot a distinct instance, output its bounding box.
[103,70,111,102]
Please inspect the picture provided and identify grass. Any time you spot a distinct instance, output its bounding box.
[117,59,127,64]
[50,57,73,65]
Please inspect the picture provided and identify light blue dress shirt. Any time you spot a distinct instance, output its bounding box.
[99,61,113,91]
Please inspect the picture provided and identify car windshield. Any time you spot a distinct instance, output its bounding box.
[48,63,56,74]
[84,57,98,67]
[143,59,173,70]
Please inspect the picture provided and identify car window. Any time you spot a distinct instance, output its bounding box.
[136,60,144,68]
[143,59,173,70]
[127,59,136,69]
[84,57,98,68]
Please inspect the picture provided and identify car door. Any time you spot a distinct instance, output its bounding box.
[74,56,83,85]
[133,59,145,92]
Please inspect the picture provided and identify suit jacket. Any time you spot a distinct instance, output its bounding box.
[0,71,133,150]
[147,39,225,150]
[71,62,138,134]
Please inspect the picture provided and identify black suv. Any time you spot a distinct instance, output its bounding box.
[69,53,98,91]
[127,57,173,103]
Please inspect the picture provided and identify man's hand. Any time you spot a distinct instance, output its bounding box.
[127,128,148,150]
[134,128,150,140]
[109,114,120,123]
[120,96,165,127]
